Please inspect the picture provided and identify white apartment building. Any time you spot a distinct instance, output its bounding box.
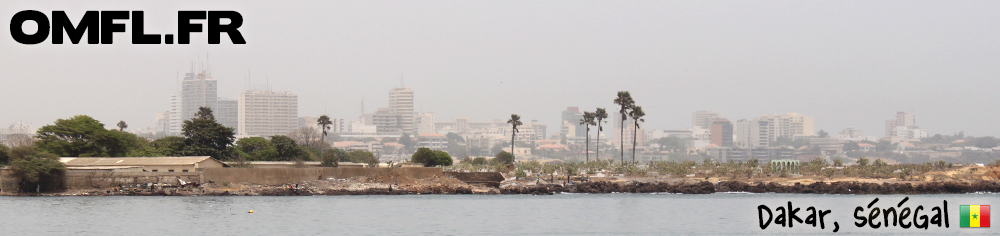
[759,112,815,140]
[168,94,182,135]
[885,111,917,138]
[389,87,415,135]
[415,112,436,135]
[238,90,298,137]
[736,119,771,148]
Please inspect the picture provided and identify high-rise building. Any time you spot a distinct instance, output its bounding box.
[561,107,586,138]
[759,112,814,140]
[238,90,298,137]
[168,94,182,135]
[531,120,547,141]
[885,111,916,138]
[710,118,733,147]
[373,107,401,135]
[736,119,770,148]
[415,112,436,135]
[389,87,415,135]
[217,98,239,134]
[692,111,720,129]
[180,72,218,122]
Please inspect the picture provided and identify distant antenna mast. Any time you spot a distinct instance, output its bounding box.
[400,75,404,87]
[361,97,365,114]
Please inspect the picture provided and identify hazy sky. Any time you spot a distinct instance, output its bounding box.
[2,0,999,137]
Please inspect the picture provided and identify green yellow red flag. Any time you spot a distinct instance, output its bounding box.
[960,205,990,228]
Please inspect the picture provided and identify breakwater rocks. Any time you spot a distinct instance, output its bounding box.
[500,181,717,194]
[36,180,1000,196]
[498,180,1000,195]
[716,180,1000,194]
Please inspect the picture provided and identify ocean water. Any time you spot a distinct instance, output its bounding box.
[0,193,995,235]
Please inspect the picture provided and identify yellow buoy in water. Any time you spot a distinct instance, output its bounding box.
[248,210,254,213]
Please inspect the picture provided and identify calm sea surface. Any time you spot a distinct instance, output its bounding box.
[1,193,995,235]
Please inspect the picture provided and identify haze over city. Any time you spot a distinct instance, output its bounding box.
[3,0,1000,136]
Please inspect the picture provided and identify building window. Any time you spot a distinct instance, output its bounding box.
[182,169,189,172]
[152,170,158,172]
[168,169,175,172]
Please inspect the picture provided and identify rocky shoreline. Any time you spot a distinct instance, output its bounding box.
[16,179,1000,196]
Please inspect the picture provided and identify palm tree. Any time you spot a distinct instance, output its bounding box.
[117,120,128,132]
[507,114,523,163]
[317,115,333,160]
[579,111,596,162]
[629,106,645,164]
[613,91,634,164]
[594,108,608,161]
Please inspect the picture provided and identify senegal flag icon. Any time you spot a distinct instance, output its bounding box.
[960,205,990,228]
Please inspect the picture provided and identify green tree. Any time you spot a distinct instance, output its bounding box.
[235,137,277,161]
[409,148,454,167]
[36,115,120,157]
[317,115,333,162]
[321,148,345,167]
[656,137,687,152]
[117,120,128,132]
[629,105,645,164]
[411,147,436,166]
[399,134,414,153]
[271,135,304,161]
[613,91,634,164]
[817,130,829,138]
[128,136,185,157]
[0,144,10,165]
[579,111,596,162]
[507,114,523,163]
[857,157,869,166]
[433,150,454,166]
[445,132,468,158]
[494,150,514,164]
[9,149,66,192]
[843,141,860,152]
[346,150,378,167]
[107,130,149,157]
[593,108,608,161]
[181,107,235,160]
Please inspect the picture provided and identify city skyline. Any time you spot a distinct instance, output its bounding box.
[3,1,1000,136]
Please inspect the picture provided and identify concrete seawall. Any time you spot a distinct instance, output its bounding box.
[66,171,200,189]
[201,167,443,185]
[2,167,444,192]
